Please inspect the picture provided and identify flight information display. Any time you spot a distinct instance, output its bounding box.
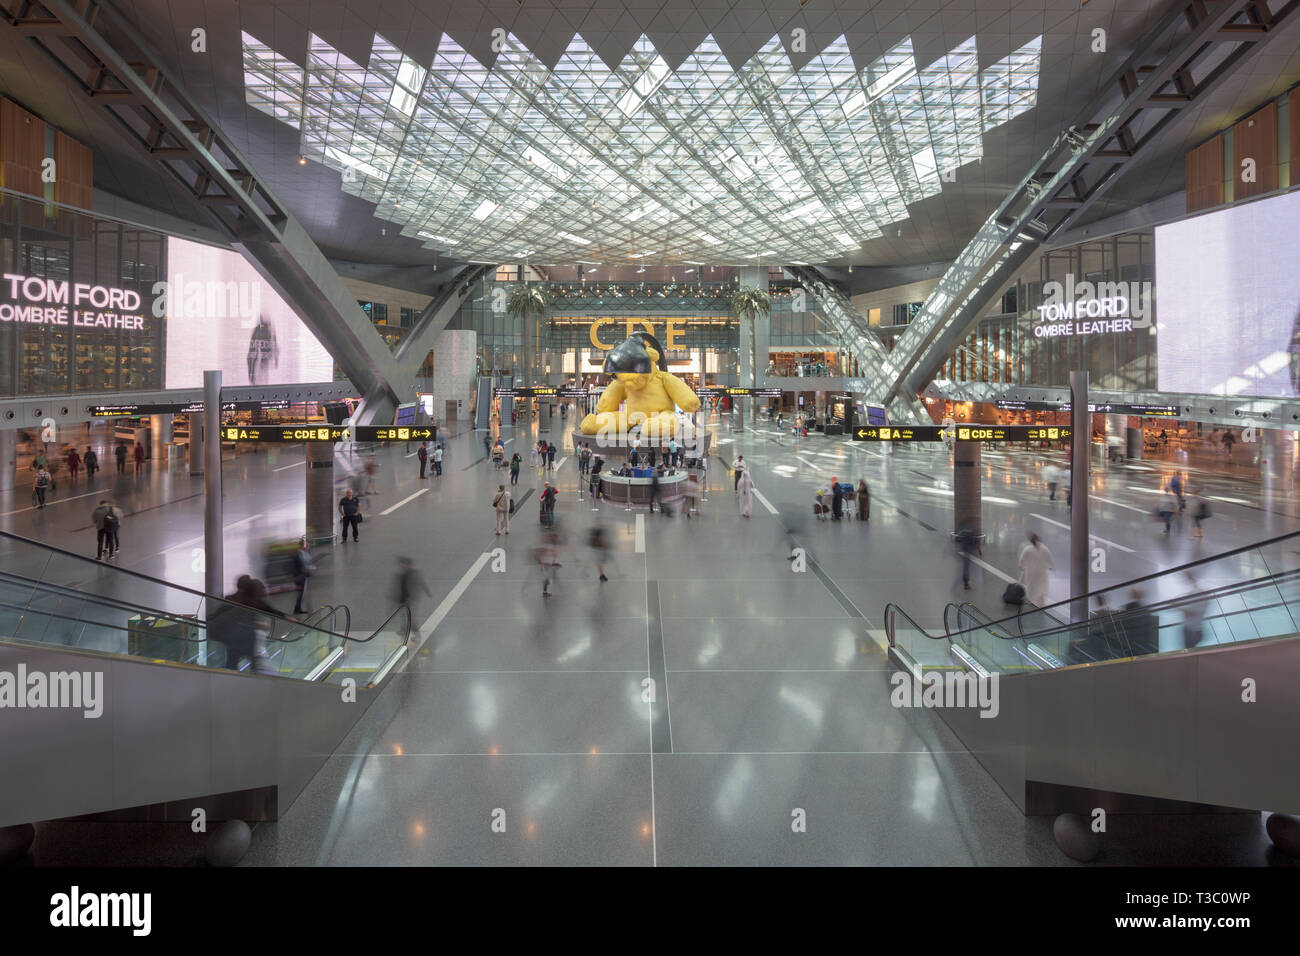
[852,425,1072,442]
[495,386,559,397]
[91,399,292,417]
[222,425,435,442]
[696,386,783,398]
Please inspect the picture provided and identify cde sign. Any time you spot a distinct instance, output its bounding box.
[1033,275,1152,339]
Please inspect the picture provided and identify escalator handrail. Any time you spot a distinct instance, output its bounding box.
[939,527,1300,645]
[0,591,347,650]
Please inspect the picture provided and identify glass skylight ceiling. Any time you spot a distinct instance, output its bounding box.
[242,31,1042,265]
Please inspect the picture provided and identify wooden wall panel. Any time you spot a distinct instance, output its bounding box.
[1185,134,1225,213]
[1233,101,1277,199]
[1290,91,1300,190]
[0,98,46,198]
[54,131,94,211]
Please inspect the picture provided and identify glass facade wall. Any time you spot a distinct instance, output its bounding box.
[0,190,165,397]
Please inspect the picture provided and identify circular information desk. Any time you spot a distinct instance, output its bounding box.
[597,471,687,504]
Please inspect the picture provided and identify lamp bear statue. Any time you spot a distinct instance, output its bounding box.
[579,332,701,439]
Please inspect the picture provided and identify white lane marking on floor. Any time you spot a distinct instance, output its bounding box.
[160,513,264,554]
[380,487,428,515]
[795,456,821,471]
[555,456,568,469]
[273,459,306,472]
[635,513,645,552]
[1206,494,1254,505]
[1,486,104,518]
[1030,513,1135,553]
[752,486,779,514]
[969,555,1016,584]
[411,551,490,653]
[1091,494,1149,514]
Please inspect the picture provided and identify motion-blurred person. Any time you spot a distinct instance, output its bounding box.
[683,472,700,518]
[540,481,557,527]
[484,434,493,460]
[493,483,511,535]
[589,455,604,498]
[1042,460,1060,501]
[291,538,314,614]
[510,452,521,485]
[114,442,126,474]
[1062,464,1073,507]
[737,467,754,518]
[66,447,81,483]
[1157,491,1178,534]
[530,442,539,467]
[432,443,443,476]
[417,442,428,478]
[589,524,609,581]
[955,526,980,590]
[363,454,379,494]
[214,575,287,674]
[732,455,747,491]
[83,446,98,482]
[1182,573,1208,647]
[1017,533,1054,607]
[338,488,362,542]
[648,469,669,515]
[831,476,844,520]
[32,449,46,472]
[857,478,870,520]
[133,442,145,476]
[546,442,557,471]
[1169,471,1186,513]
[91,499,120,559]
[1223,429,1235,460]
[32,464,51,508]
[393,556,432,617]
[1191,492,1211,538]
[536,529,561,597]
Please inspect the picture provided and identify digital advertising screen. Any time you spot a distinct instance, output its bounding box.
[1156,190,1300,398]
[163,236,335,389]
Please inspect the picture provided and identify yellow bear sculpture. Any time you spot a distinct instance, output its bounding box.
[580,332,701,438]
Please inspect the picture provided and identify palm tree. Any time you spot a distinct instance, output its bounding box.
[507,283,549,424]
[731,286,771,424]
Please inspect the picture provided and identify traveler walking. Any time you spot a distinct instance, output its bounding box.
[530,442,539,467]
[1017,533,1054,607]
[483,434,493,460]
[955,527,980,590]
[589,455,604,498]
[831,477,844,520]
[66,448,81,483]
[737,468,754,518]
[83,446,98,482]
[732,455,747,491]
[432,444,443,476]
[668,438,679,468]
[1043,461,1060,501]
[492,440,505,470]
[494,484,511,535]
[1223,429,1235,460]
[683,472,700,517]
[510,452,521,485]
[540,481,557,526]
[32,466,51,508]
[1191,492,1211,538]
[133,442,145,476]
[536,529,560,597]
[338,488,362,542]
[215,576,287,674]
[92,500,119,558]
[393,556,432,616]
[363,454,379,494]
[857,478,870,520]
[32,450,46,473]
[417,443,428,479]
[1157,491,1178,534]
[589,524,609,582]
[115,442,127,474]
[546,442,556,471]
[291,537,313,614]
[1169,472,1186,513]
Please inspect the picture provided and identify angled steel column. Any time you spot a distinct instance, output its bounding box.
[2,0,406,406]
[1070,371,1090,624]
[870,0,1298,410]
[203,370,222,599]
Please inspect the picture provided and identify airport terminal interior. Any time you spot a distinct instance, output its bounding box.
[1,0,1299,875]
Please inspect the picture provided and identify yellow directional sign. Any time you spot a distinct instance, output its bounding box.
[221,425,437,443]
[852,425,1072,443]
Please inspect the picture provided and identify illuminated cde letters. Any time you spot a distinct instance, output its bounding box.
[588,317,688,350]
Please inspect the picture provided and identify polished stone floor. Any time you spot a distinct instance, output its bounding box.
[7,412,1298,865]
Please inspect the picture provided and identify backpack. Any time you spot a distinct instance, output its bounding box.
[35,473,50,489]
[102,510,119,532]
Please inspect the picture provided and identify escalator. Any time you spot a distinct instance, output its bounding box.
[884,530,1300,817]
[0,530,414,834]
